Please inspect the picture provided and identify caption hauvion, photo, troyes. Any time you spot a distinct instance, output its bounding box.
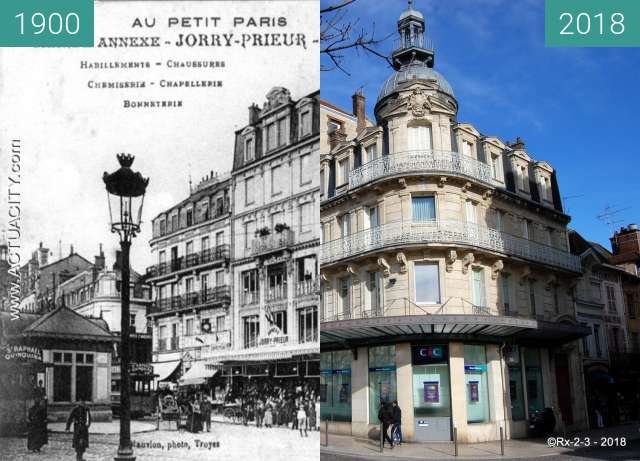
[1,0,640,460]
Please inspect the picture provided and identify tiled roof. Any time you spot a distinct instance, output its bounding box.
[22,306,114,341]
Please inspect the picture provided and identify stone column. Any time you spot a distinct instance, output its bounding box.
[396,343,414,440]
[449,342,468,441]
[351,346,370,437]
[486,344,507,438]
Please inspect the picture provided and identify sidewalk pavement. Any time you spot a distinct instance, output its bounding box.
[320,423,640,460]
[49,420,157,434]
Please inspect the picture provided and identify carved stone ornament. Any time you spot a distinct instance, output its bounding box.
[320,273,328,282]
[545,274,557,291]
[446,250,457,272]
[519,266,531,285]
[491,260,504,280]
[438,176,447,188]
[461,252,474,274]
[396,252,408,274]
[406,88,431,117]
[346,265,359,283]
[377,257,391,277]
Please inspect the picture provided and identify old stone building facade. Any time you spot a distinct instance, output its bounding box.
[320,3,589,442]
[146,173,233,386]
[228,87,320,376]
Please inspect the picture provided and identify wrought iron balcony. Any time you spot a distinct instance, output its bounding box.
[393,35,433,52]
[146,245,230,278]
[321,220,581,272]
[349,150,493,190]
[251,229,295,256]
[149,285,231,314]
[296,278,320,297]
[266,284,288,302]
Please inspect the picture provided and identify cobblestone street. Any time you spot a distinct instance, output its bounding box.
[0,423,319,461]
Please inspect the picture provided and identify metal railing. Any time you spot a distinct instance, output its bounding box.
[349,150,493,190]
[393,35,433,51]
[182,330,231,349]
[321,220,581,272]
[251,229,295,256]
[296,278,320,297]
[266,284,288,302]
[146,245,230,278]
[321,297,548,323]
[150,285,231,314]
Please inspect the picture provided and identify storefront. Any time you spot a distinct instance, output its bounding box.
[320,316,590,442]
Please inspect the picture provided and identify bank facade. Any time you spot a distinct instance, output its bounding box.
[319,4,589,442]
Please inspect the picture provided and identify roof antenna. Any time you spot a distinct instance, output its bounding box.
[188,162,193,194]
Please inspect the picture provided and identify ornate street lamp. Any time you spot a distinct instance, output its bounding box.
[103,154,149,461]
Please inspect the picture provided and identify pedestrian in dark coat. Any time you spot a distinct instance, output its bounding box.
[377,400,394,448]
[391,400,403,445]
[66,401,91,461]
[201,396,212,432]
[27,398,48,452]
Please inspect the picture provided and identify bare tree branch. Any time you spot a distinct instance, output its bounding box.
[321,0,393,74]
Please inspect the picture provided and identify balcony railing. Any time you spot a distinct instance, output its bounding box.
[296,278,320,297]
[393,35,433,52]
[349,150,493,190]
[251,230,294,256]
[146,245,229,278]
[158,337,180,351]
[266,284,288,302]
[150,286,231,314]
[241,291,260,306]
[182,329,231,350]
[321,220,581,272]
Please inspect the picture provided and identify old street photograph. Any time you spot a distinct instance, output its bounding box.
[319,0,640,460]
[0,1,320,460]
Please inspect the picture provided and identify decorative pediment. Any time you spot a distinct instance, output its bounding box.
[534,161,554,174]
[455,123,481,138]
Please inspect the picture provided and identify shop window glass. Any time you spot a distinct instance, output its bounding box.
[320,350,352,422]
[53,365,71,402]
[368,345,396,424]
[412,345,450,418]
[509,366,525,421]
[524,348,544,413]
[464,344,490,423]
[76,366,93,402]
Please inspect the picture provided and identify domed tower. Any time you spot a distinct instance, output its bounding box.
[319,0,587,445]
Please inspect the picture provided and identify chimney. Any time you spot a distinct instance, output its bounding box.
[248,103,261,125]
[94,243,105,271]
[611,224,640,258]
[511,137,525,151]
[352,90,366,133]
[69,244,74,256]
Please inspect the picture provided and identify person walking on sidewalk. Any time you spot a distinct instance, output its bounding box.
[391,400,403,445]
[377,400,394,449]
[65,400,91,461]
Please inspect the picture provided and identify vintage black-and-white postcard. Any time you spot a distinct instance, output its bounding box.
[0,1,320,459]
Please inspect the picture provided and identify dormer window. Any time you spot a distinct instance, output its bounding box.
[519,166,529,192]
[338,158,349,186]
[277,118,287,146]
[300,110,311,136]
[244,138,254,162]
[541,176,552,202]
[328,119,342,134]
[365,143,378,163]
[462,140,474,157]
[490,153,502,181]
[267,123,277,151]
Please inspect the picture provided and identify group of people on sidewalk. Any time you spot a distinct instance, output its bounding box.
[378,399,402,449]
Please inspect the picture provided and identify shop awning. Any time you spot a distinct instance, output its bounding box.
[178,361,218,386]
[153,360,181,382]
[208,342,319,364]
[321,315,590,348]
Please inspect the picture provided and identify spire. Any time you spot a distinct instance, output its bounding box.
[392,0,434,70]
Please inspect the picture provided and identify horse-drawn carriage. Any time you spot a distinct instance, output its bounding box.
[156,394,180,430]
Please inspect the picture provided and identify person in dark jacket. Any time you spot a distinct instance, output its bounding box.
[377,400,394,448]
[391,400,402,445]
[65,400,91,461]
[201,396,212,432]
[27,398,48,452]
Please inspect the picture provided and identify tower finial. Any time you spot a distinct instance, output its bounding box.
[408,0,413,8]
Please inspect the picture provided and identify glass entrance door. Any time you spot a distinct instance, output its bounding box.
[411,345,452,441]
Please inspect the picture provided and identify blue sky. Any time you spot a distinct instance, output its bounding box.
[321,0,640,249]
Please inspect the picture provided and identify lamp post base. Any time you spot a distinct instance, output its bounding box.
[114,447,136,461]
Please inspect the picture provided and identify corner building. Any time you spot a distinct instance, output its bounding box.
[319,4,589,442]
